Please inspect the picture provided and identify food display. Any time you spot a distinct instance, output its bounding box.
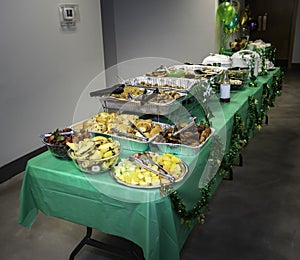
[103,86,183,104]
[111,152,188,188]
[68,136,120,174]
[109,85,146,99]
[227,67,249,80]
[94,84,186,115]
[150,121,214,155]
[72,112,164,151]
[229,37,248,52]
[125,76,199,92]
[74,112,162,140]
[145,70,168,77]
[143,90,181,103]
[229,79,244,90]
[41,128,73,159]
[165,64,224,81]
[195,67,223,75]
[43,64,216,184]
[110,118,163,140]
[146,65,224,80]
[154,121,211,146]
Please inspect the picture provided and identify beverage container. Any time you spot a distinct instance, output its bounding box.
[220,70,231,103]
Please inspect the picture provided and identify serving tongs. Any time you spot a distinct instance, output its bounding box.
[90,84,125,97]
[172,117,197,136]
[111,128,148,142]
[128,155,175,183]
[155,65,170,74]
[140,88,159,105]
[128,121,149,141]
[140,152,176,182]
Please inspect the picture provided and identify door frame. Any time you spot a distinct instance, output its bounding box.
[289,0,299,69]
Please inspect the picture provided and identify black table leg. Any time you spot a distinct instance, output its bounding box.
[238,153,243,167]
[223,168,233,181]
[265,115,269,125]
[69,227,143,260]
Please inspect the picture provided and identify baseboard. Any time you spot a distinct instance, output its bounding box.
[0,146,47,184]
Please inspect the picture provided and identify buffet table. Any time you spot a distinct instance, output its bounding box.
[18,68,282,260]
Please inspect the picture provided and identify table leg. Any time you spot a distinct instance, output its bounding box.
[69,227,143,260]
[265,115,269,125]
[238,153,243,167]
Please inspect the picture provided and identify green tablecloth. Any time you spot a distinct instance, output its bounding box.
[18,68,281,260]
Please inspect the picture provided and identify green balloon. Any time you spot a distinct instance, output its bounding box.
[217,2,236,25]
[226,14,239,29]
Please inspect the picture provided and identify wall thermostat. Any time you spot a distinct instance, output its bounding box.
[58,4,80,29]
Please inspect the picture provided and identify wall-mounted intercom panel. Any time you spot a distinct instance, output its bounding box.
[58,4,80,29]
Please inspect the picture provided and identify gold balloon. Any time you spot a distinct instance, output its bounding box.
[240,4,250,26]
[240,11,248,25]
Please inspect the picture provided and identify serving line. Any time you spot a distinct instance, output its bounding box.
[18,68,282,260]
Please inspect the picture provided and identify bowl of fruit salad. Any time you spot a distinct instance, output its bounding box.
[41,128,74,159]
[67,136,121,174]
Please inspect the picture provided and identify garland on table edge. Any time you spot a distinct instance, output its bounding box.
[170,70,284,225]
[221,113,248,173]
[247,96,262,131]
[170,180,213,225]
[170,136,224,225]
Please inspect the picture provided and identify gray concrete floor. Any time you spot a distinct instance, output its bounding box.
[1,68,299,260]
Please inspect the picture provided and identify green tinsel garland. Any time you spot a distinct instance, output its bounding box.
[170,71,284,225]
[221,113,248,172]
[170,136,223,225]
[170,181,213,225]
[170,98,265,224]
[247,96,262,132]
[260,83,272,122]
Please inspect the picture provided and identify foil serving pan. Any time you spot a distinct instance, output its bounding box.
[99,92,186,116]
[149,128,215,156]
[89,122,170,152]
[168,64,224,75]
[125,76,200,92]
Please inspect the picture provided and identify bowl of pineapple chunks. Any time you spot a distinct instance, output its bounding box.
[111,152,188,188]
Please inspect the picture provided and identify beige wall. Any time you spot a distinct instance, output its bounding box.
[111,0,220,65]
[0,0,105,166]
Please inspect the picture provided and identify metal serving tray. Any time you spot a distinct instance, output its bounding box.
[168,64,224,75]
[89,121,169,152]
[110,155,189,189]
[125,76,200,92]
[99,91,187,116]
[149,128,215,156]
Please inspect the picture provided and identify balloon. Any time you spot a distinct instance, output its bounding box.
[240,11,248,26]
[217,2,236,25]
[247,19,259,32]
[230,0,241,12]
[226,14,239,30]
[240,5,250,26]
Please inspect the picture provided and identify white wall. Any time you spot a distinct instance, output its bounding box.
[0,0,105,167]
[292,1,300,63]
[112,0,220,65]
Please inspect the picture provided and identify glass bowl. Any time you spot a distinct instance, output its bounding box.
[42,139,70,159]
[227,67,250,80]
[68,140,121,174]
